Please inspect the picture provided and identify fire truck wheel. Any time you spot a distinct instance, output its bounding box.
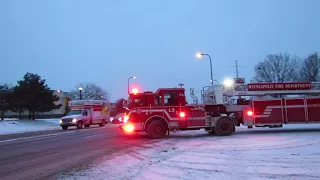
[77,121,83,129]
[208,128,216,135]
[147,120,167,139]
[215,118,234,136]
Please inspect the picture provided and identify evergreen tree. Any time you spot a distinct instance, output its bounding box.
[0,85,12,120]
[13,72,61,119]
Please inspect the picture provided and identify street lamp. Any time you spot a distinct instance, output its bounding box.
[78,87,83,100]
[196,52,214,86]
[128,76,136,95]
[223,78,234,87]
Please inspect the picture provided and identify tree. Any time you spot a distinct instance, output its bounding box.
[13,72,62,120]
[9,94,25,119]
[253,53,299,83]
[115,98,126,114]
[72,83,110,101]
[299,52,320,82]
[0,84,12,120]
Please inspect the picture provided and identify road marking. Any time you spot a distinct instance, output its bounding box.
[0,125,115,144]
[0,131,77,143]
[82,134,103,139]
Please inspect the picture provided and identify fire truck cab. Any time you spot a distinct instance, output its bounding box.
[120,88,206,138]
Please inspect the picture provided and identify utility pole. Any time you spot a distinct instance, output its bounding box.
[235,60,239,78]
[234,60,241,101]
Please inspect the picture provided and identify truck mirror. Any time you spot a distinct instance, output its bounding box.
[122,100,128,108]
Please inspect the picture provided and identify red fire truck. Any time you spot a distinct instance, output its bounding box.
[120,82,320,138]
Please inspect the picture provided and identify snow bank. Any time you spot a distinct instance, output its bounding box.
[58,124,320,180]
[0,119,61,135]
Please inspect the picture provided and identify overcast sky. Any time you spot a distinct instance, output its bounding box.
[0,0,319,101]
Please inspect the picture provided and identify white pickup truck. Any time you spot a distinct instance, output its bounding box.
[60,100,110,130]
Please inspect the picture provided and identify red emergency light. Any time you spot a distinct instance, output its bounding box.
[247,110,253,116]
[132,88,139,95]
[179,112,186,118]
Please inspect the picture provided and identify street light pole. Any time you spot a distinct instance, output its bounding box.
[196,52,217,105]
[201,53,213,86]
[196,53,213,86]
[128,76,136,95]
[78,87,83,100]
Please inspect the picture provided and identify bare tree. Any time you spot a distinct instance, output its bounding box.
[72,83,110,101]
[299,52,319,82]
[253,53,299,83]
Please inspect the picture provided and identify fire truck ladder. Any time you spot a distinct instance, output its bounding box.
[231,82,320,96]
[202,86,217,105]
[190,88,199,105]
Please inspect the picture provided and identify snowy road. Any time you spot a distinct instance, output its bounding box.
[56,124,320,180]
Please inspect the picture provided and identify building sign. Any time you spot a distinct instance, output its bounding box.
[248,82,312,91]
[68,100,105,107]
[234,78,245,84]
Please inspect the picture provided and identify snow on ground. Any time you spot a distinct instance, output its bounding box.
[58,124,320,180]
[0,118,61,135]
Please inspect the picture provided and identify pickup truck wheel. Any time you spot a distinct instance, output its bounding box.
[61,126,68,130]
[77,121,83,129]
[147,120,167,139]
[215,117,234,136]
[99,119,106,127]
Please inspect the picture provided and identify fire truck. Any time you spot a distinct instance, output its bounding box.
[120,81,320,138]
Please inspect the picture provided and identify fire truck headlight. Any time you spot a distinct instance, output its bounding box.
[124,123,134,133]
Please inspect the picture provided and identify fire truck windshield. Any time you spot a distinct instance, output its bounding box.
[128,95,147,108]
